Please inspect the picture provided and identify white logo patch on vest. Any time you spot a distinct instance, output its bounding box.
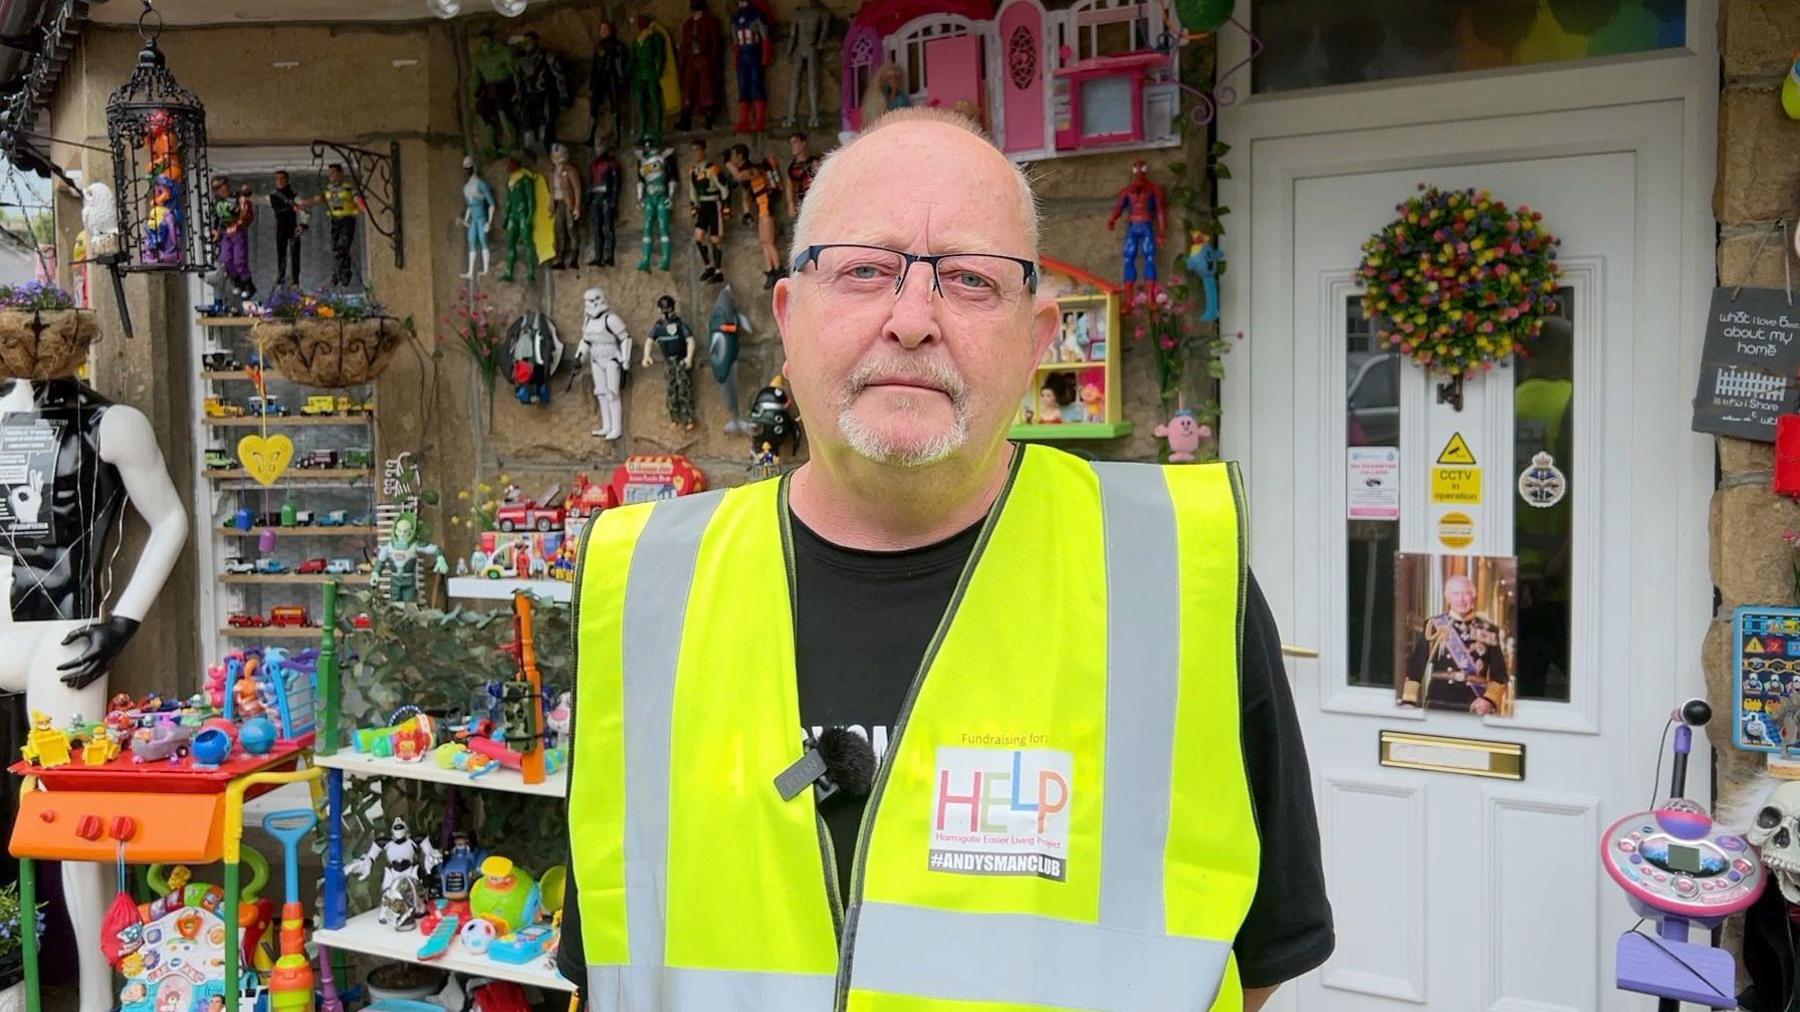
[929,747,1071,882]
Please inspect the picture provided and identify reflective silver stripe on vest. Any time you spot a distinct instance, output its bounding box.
[1092,462,1180,934]
[847,902,1231,1012]
[587,964,835,1011]
[620,491,725,986]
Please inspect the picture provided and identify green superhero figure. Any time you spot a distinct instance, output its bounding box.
[469,29,520,157]
[374,512,447,605]
[503,155,549,283]
[635,145,675,273]
[630,15,669,147]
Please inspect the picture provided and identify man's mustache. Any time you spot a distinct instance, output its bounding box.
[843,355,968,406]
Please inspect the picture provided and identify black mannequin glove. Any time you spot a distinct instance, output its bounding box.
[57,615,140,689]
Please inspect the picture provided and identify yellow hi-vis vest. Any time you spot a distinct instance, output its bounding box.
[569,445,1260,1011]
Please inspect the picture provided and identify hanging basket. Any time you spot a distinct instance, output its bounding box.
[250,316,402,388]
[0,309,100,380]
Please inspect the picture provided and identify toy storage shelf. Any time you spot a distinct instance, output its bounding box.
[205,468,373,482]
[315,750,569,798]
[216,526,381,537]
[218,574,372,586]
[193,315,260,327]
[219,626,326,639]
[1010,421,1135,440]
[445,577,571,604]
[203,416,372,428]
[314,908,576,993]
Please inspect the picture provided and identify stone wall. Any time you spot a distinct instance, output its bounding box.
[1708,0,1800,797]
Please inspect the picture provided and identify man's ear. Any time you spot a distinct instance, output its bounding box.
[1029,294,1059,365]
[772,276,794,361]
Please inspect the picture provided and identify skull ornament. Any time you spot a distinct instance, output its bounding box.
[1748,781,1800,902]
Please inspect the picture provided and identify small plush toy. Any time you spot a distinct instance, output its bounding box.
[1154,408,1212,463]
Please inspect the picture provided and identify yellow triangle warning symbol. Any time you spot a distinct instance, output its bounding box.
[1437,432,1477,466]
[1747,637,1769,654]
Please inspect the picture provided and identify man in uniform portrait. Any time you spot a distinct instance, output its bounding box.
[1401,573,1510,714]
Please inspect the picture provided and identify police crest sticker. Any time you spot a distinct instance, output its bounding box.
[929,747,1071,881]
[1516,451,1566,509]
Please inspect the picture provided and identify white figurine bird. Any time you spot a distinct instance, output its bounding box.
[81,182,118,255]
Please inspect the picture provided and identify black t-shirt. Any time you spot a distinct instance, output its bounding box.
[560,505,1337,991]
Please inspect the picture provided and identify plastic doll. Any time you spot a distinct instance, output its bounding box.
[294,163,364,289]
[785,132,820,218]
[548,144,583,269]
[631,15,673,147]
[635,144,676,272]
[727,144,785,288]
[677,0,725,132]
[373,513,447,604]
[460,156,496,279]
[588,19,630,147]
[470,30,520,156]
[642,294,698,430]
[1036,387,1063,424]
[501,154,552,284]
[784,0,831,128]
[1185,228,1221,323]
[143,108,182,185]
[209,176,252,301]
[142,175,181,265]
[577,287,631,439]
[505,311,563,405]
[585,144,623,267]
[1107,159,1167,304]
[707,284,752,434]
[268,170,305,287]
[688,139,730,284]
[731,0,776,133]
[512,32,568,154]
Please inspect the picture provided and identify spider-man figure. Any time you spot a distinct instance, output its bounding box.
[1107,159,1167,303]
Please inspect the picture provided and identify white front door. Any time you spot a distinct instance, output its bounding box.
[1238,100,1703,1012]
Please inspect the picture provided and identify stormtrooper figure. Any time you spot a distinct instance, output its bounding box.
[347,817,443,927]
[0,378,186,1012]
[574,287,631,440]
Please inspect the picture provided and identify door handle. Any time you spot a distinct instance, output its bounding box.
[1281,644,1320,658]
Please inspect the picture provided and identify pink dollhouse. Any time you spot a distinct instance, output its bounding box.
[842,0,1183,162]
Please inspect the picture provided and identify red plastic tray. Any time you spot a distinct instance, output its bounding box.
[9,733,315,795]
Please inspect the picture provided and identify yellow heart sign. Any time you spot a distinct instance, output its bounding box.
[236,433,294,487]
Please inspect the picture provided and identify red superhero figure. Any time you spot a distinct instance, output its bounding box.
[1107,159,1167,304]
[678,0,725,132]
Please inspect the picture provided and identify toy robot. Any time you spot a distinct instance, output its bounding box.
[783,0,831,128]
[1185,228,1221,323]
[588,19,630,147]
[576,287,632,440]
[635,144,676,273]
[677,0,726,132]
[731,0,775,133]
[586,144,624,268]
[512,32,568,154]
[1108,159,1167,304]
[505,311,564,405]
[470,30,520,155]
[747,376,801,472]
[642,294,697,429]
[460,156,496,279]
[707,284,751,434]
[631,15,672,147]
[346,818,442,929]
[688,139,730,283]
[373,513,447,604]
[548,144,583,269]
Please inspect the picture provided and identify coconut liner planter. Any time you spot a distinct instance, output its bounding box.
[0,310,99,380]
[249,316,403,388]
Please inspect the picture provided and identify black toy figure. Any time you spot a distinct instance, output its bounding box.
[687,139,730,284]
[747,376,801,477]
[641,294,697,430]
[588,19,630,147]
[268,170,306,288]
[513,32,569,154]
[506,311,564,406]
[585,144,624,268]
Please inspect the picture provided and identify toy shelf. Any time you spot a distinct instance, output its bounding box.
[313,909,575,993]
[220,626,326,639]
[315,750,569,799]
[216,526,381,537]
[445,577,572,604]
[194,315,261,327]
[203,416,373,428]
[204,370,253,381]
[205,468,373,482]
[1035,362,1107,373]
[1011,421,1135,440]
[218,574,373,586]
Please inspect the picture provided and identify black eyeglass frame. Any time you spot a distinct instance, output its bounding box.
[791,243,1040,297]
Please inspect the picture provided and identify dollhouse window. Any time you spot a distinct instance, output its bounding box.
[1067,0,1158,61]
[1081,77,1132,134]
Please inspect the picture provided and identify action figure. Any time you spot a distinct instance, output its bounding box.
[588,19,630,147]
[707,284,751,434]
[677,0,726,133]
[784,131,820,218]
[268,170,305,287]
[142,175,182,266]
[576,287,632,440]
[631,15,674,147]
[687,139,730,284]
[1107,159,1166,304]
[585,144,623,267]
[505,310,564,405]
[512,32,569,154]
[731,0,776,133]
[346,817,442,929]
[727,144,785,288]
[211,176,254,301]
[469,30,520,157]
[501,154,553,284]
[747,375,801,475]
[784,0,830,128]
[460,156,496,279]
[635,144,676,273]
[642,294,697,430]
[1185,228,1221,323]
[373,512,447,604]
[296,163,364,289]
[548,144,583,269]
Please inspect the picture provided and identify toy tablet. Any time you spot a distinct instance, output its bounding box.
[1732,606,1800,754]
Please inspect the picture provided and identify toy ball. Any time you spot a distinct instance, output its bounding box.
[191,728,231,767]
[201,718,238,744]
[238,717,277,756]
[470,856,536,934]
[459,917,498,954]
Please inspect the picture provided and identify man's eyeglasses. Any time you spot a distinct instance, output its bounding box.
[791,243,1038,315]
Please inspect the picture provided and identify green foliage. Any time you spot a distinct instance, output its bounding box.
[322,588,572,913]
[0,880,45,965]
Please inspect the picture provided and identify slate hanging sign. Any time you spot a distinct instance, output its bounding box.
[1692,287,1800,442]
[0,417,61,542]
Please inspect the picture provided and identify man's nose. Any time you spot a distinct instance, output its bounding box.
[884,260,942,350]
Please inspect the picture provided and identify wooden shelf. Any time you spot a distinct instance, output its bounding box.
[218,574,371,585]
[203,416,372,427]
[216,526,379,538]
[205,468,372,482]
[218,626,325,639]
[195,315,260,327]
[1035,360,1106,372]
[203,370,252,381]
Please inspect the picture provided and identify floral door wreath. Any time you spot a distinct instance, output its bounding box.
[1358,184,1562,379]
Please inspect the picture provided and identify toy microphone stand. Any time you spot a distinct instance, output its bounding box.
[1605,699,1765,1010]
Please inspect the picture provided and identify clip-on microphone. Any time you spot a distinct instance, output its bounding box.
[775,727,877,803]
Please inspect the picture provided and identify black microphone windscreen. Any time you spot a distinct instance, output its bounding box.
[817,727,877,799]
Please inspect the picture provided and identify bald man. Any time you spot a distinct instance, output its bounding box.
[559,109,1332,1011]
[1402,573,1510,714]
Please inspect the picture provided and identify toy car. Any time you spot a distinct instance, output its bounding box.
[300,395,340,417]
[246,395,289,417]
[130,721,194,763]
[254,559,289,575]
[203,449,235,470]
[269,605,310,628]
[340,448,373,469]
[566,472,620,519]
[325,558,357,575]
[294,510,316,526]
[224,558,255,575]
[297,558,328,575]
[227,612,266,628]
[496,486,567,532]
[202,349,240,371]
[318,510,349,527]
[298,450,338,470]
[202,397,245,419]
[257,512,283,529]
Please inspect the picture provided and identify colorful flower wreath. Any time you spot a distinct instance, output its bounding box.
[1358,185,1562,378]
